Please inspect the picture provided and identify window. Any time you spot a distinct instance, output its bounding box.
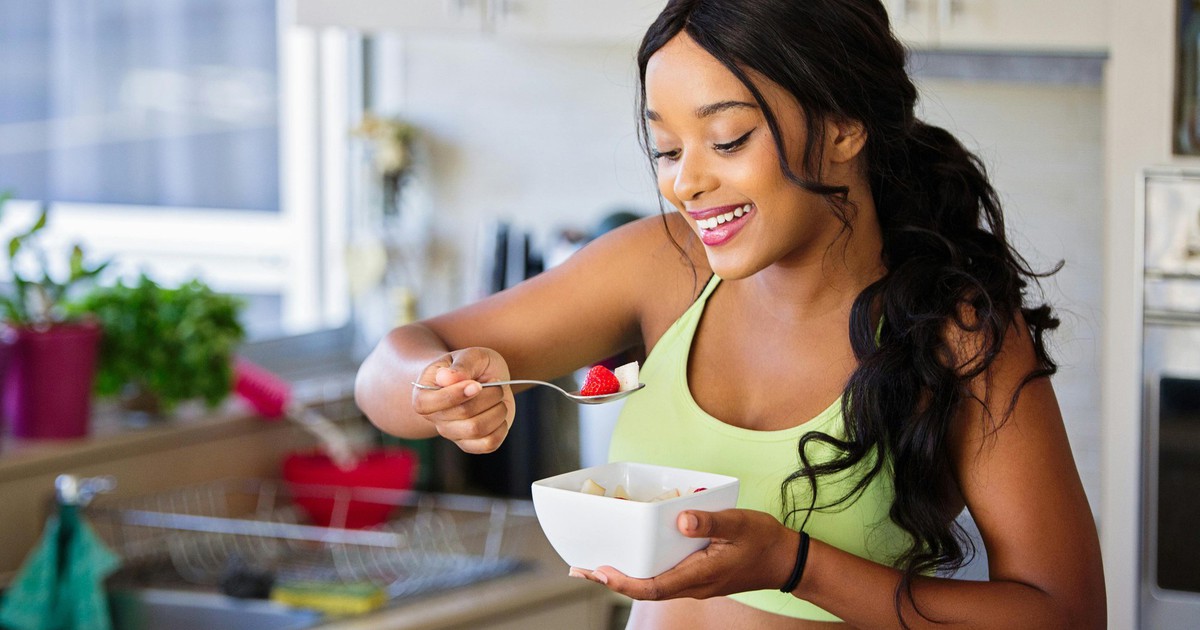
[0,0,356,341]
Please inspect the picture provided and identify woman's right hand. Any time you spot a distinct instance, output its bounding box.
[411,347,516,454]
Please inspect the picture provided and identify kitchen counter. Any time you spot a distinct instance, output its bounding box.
[0,365,361,580]
[0,404,327,582]
[0,374,621,629]
[0,335,620,628]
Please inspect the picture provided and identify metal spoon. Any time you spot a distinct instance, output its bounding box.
[410,379,645,405]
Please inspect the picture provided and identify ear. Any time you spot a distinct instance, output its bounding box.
[824,117,867,164]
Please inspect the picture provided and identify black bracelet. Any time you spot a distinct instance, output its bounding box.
[779,531,810,593]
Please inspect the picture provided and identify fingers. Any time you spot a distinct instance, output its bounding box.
[435,348,496,388]
[449,416,511,454]
[569,564,703,601]
[677,509,742,541]
[411,377,500,418]
[410,348,514,454]
[435,400,511,453]
[414,388,511,454]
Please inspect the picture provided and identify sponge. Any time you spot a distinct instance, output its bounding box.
[270,581,388,616]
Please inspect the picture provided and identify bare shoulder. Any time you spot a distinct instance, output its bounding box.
[566,212,711,330]
[939,304,1051,440]
[938,303,1043,381]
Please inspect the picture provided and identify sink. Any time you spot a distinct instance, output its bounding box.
[109,589,322,630]
[87,482,539,629]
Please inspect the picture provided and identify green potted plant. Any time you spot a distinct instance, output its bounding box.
[70,274,246,420]
[0,193,110,439]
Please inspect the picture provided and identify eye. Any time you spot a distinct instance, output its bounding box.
[652,148,680,162]
[713,128,755,153]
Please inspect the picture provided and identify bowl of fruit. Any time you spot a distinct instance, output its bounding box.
[531,461,740,578]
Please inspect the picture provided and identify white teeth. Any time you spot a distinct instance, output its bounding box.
[697,204,752,231]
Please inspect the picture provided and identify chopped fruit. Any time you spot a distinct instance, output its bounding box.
[577,480,695,502]
[614,361,640,392]
[580,365,620,396]
[650,488,681,502]
[580,478,607,496]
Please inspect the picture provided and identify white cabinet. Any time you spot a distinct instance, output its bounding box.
[292,0,486,35]
[886,0,938,46]
[885,0,1108,52]
[488,0,663,44]
[291,0,1104,51]
[290,0,666,44]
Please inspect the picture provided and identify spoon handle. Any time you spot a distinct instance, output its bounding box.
[410,379,563,392]
[410,380,643,405]
[476,379,566,391]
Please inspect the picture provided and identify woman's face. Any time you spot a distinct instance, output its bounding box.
[644,33,849,280]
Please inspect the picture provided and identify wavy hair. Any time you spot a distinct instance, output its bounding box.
[635,0,1060,625]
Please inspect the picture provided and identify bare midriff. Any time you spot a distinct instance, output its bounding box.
[624,598,850,630]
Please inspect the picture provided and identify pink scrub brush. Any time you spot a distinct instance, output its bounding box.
[233,357,360,471]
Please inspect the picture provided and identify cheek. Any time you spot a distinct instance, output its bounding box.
[656,165,681,205]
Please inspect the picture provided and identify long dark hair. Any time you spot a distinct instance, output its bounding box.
[636,0,1060,624]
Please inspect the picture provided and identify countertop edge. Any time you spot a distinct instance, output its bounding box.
[0,408,278,482]
[316,559,603,630]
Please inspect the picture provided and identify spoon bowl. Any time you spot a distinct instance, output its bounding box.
[411,379,644,405]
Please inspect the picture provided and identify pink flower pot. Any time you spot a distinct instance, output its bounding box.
[4,322,101,439]
[0,330,12,435]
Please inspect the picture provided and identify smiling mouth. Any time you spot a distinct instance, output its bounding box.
[696,204,753,231]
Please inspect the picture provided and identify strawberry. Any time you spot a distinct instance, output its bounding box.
[580,365,620,396]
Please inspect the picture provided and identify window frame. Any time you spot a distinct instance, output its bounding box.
[0,12,361,341]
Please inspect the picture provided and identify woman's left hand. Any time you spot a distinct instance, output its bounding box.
[569,508,800,600]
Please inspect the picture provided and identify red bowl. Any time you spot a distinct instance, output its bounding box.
[281,447,418,529]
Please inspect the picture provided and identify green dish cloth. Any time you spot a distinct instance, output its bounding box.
[0,504,120,630]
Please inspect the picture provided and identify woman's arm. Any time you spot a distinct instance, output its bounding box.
[796,317,1105,627]
[583,316,1106,628]
[354,214,702,449]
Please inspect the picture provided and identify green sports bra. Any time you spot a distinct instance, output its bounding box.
[608,275,910,621]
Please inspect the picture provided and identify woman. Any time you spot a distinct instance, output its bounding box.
[355,0,1106,627]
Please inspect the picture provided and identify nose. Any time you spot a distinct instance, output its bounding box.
[672,152,716,202]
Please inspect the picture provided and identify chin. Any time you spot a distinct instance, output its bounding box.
[705,256,761,281]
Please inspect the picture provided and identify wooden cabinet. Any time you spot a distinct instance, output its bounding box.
[291,0,666,44]
[885,0,1108,52]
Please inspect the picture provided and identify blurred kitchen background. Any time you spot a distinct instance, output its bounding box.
[0,0,1187,627]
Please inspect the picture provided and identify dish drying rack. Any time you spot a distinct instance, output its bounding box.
[86,478,537,601]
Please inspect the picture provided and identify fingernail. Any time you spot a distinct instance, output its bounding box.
[592,570,609,584]
[435,367,454,385]
[683,512,698,531]
[464,383,481,397]
[568,568,586,579]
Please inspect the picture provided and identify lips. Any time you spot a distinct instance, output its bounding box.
[690,203,753,247]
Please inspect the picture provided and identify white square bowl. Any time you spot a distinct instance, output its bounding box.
[531,461,740,578]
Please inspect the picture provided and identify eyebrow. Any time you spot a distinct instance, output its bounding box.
[645,100,758,122]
